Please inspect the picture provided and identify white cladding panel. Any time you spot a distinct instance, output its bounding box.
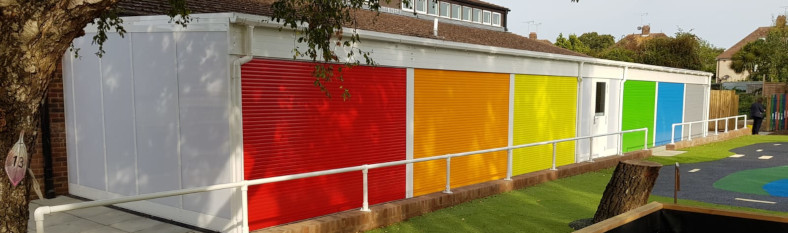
[71,37,107,191]
[176,32,232,219]
[607,81,622,151]
[132,32,182,208]
[64,30,234,231]
[101,34,137,196]
[628,68,708,85]
[583,64,624,79]
[248,26,580,77]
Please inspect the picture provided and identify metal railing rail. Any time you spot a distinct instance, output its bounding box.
[671,115,747,144]
[34,128,648,233]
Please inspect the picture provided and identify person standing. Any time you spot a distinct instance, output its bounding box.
[751,97,766,135]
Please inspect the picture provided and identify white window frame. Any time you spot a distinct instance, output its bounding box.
[439,2,451,18]
[483,10,492,25]
[451,4,461,20]
[402,0,414,12]
[427,0,438,15]
[462,6,472,21]
[491,12,501,26]
[415,0,427,14]
[472,8,481,23]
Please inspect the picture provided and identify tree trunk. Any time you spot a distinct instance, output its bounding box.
[0,1,116,232]
[592,160,662,223]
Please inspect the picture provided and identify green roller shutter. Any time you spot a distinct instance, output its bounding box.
[622,80,656,152]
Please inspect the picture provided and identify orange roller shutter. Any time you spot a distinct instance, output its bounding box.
[413,69,509,196]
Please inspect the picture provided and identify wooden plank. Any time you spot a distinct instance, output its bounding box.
[574,202,663,233]
[661,203,788,223]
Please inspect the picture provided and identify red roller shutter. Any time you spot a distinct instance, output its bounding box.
[241,59,407,230]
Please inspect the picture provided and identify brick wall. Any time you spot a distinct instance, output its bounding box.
[30,60,69,199]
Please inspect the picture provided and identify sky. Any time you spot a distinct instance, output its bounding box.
[483,0,788,49]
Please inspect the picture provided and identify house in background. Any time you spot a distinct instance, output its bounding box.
[614,25,668,50]
[716,27,770,83]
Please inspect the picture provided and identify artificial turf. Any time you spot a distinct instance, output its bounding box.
[368,135,788,233]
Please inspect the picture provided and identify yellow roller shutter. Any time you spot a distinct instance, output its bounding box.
[413,69,509,196]
[513,75,577,175]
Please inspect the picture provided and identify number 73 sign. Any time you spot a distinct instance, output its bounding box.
[4,131,27,187]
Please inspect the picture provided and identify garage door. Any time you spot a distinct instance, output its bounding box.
[413,69,509,196]
[241,59,407,230]
[622,80,656,152]
[655,82,685,146]
[512,74,577,174]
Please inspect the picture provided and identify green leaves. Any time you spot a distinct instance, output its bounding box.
[91,7,126,57]
[271,0,391,100]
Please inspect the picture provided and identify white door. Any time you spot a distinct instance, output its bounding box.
[591,80,609,158]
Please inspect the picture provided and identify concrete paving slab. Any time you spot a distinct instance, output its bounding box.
[43,218,106,233]
[652,150,687,157]
[110,217,169,232]
[80,226,128,233]
[87,209,145,226]
[66,206,115,219]
[135,223,197,233]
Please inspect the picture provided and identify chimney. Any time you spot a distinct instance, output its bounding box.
[529,32,537,40]
[641,25,650,36]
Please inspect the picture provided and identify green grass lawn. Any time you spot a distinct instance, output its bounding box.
[368,135,788,233]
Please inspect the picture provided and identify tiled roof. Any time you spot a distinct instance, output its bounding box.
[116,0,586,57]
[716,27,771,60]
[614,32,668,51]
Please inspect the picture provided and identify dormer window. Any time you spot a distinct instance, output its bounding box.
[415,0,427,13]
[400,1,504,27]
[428,1,437,15]
[451,4,461,20]
[402,1,413,12]
[439,2,450,18]
[492,12,501,26]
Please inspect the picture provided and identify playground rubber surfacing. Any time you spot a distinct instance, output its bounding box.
[651,142,788,212]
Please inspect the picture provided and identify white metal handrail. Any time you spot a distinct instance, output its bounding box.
[671,115,747,144]
[34,128,648,233]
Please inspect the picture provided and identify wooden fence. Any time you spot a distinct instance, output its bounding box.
[709,90,739,131]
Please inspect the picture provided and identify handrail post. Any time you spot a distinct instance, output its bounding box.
[551,142,557,170]
[505,148,512,181]
[688,124,692,141]
[671,124,676,144]
[715,120,718,135]
[644,128,648,150]
[618,131,623,156]
[443,157,452,194]
[361,165,370,212]
[744,115,748,128]
[588,137,595,162]
[241,183,249,233]
[725,117,729,133]
[735,117,739,130]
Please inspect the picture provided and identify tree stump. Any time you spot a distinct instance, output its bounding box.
[592,160,662,223]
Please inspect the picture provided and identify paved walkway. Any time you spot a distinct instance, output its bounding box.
[652,142,788,212]
[28,196,202,233]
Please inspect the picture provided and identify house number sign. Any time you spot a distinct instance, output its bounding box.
[5,131,27,187]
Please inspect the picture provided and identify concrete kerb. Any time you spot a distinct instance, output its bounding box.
[253,149,652,233]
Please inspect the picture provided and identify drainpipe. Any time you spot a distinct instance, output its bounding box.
[40,97,56,198]
[704,74,712,137]
[575,62,584,162]
[230,23,254,233]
